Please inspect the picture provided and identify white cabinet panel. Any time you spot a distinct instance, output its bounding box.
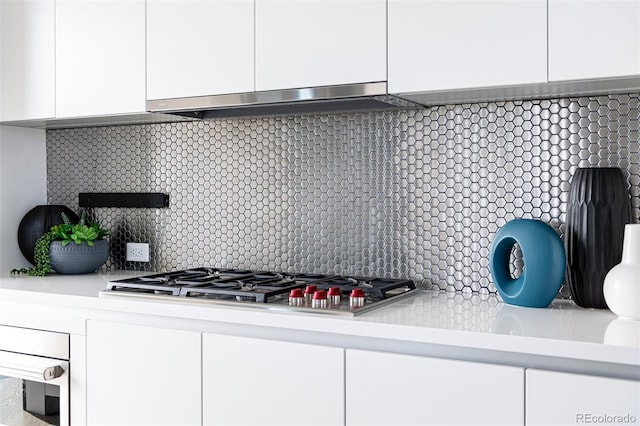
[255,0,386,91]
[526,369,640,426]
[0,126,46,269]
[346,349,524,425]
[86,320,201,426]
[549,0,640,81]
[203,333,344,426]
[147,0,254,100]
[70,334,86,426]
[55,0,146,118]
[388,0,547,93]
[0,0,55,121]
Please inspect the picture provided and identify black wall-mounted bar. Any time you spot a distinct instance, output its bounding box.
[79,193,170,208]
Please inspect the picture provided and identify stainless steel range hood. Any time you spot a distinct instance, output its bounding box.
[146,82,424,119]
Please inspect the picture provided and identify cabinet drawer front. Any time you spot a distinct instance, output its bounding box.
[526,369,640,426]
[346,349,524,425]
[203,333,344,426]
[86,320,201,426]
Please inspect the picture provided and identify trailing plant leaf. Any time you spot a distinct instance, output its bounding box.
[11,231,56,276]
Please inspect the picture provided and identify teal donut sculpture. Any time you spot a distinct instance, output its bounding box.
[489,219,566,308]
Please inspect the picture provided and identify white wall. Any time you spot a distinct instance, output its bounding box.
[0,125,47,269]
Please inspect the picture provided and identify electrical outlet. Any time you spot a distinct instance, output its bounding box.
[126,242,150,262]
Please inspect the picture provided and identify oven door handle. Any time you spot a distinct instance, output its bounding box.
[0,351,66,381]
[0,363,65,381]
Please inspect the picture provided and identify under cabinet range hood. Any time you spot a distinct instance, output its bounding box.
[146,82,424,119]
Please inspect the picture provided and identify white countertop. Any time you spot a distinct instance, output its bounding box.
[0,271,638,371]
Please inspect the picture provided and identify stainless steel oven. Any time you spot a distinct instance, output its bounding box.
[0,325,69,426]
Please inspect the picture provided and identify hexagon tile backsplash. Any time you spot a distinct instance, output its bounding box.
[47,93,640,297]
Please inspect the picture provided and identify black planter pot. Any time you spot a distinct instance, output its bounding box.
[565,167,633,308]
[17,205,79,266]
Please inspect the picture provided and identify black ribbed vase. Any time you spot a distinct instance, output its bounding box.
[565,167,632,308]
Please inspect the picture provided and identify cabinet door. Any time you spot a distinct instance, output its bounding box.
[548,0,640,81]
[55,0,146,118]
[147,0,254,100]
[86,320,201,426]
[0,0,55,122]
[526,369,640,426]
[255,0,386,91]
[388,0,547,94]
[203,333,344,426]
[346,349,524,425]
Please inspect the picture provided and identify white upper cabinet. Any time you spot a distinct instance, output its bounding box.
[56,0,146,118]
[548,0,640,81]
[0,0,55,122]
[146,0,254,100]
[388,0,548,94]
[255,0,387,91]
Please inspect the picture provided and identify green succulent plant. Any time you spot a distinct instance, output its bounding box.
[51,211,109,246]
[11,210,109,276]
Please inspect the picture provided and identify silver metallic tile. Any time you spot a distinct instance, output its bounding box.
[46,93,640,299]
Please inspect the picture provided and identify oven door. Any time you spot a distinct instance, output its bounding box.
[0,350,69,426]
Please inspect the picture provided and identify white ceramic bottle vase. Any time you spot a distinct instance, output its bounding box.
[603,224,640,320]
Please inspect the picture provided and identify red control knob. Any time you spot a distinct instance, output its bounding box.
[350,288,365,298]
[312,289,328,309]
[289,288,304,306]
[328,286,342,306]
[350,288,365,308]
[328,287,341,296]
[289,288,304,298]
[313,289,327,299]
[303,285,317,304]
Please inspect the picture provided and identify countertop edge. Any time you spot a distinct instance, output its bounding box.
[0,273,638,370]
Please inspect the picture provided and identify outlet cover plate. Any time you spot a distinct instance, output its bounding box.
[126,242,150,262]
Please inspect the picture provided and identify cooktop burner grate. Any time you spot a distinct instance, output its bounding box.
[103,268,419,316]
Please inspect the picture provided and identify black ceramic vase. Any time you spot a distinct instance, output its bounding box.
[17,205,78,266]
[565,167,633,308]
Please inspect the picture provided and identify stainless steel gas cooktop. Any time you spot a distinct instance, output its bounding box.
[100,268,419,316]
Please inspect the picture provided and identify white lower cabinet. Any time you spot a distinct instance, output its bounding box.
[82,321,638,426]
[202,333,344,426]
[346,349,524,426]
[526,369,640,426]
[86,320,201,426]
